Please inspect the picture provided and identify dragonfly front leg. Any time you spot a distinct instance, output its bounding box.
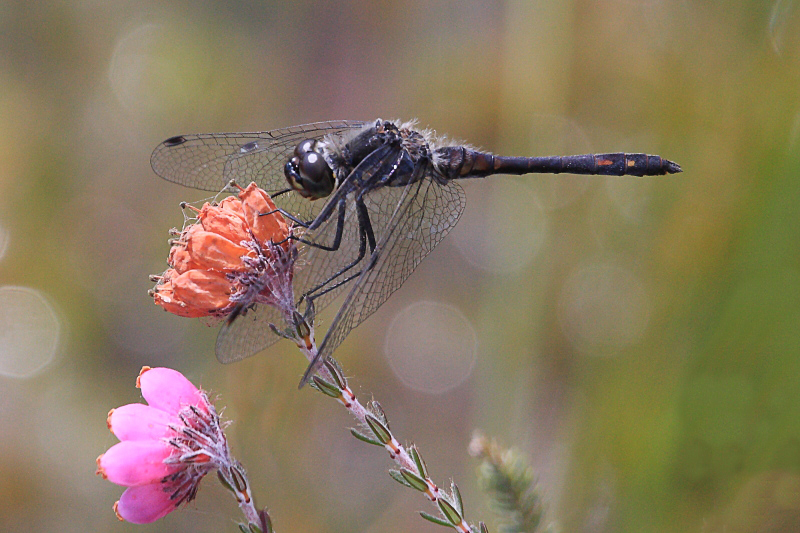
[258,191,345,248]
[284,196,348,252]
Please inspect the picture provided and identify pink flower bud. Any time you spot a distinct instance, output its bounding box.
[136,366,206,414]
[107,403,179,441]
[96,440,177,486]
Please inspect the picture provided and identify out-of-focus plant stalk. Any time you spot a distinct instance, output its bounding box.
[469,432,554,533]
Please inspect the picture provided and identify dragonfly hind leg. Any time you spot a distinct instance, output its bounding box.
[302,195,377,303]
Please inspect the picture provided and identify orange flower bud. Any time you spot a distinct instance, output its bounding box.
[166,225,202,273]
[198,202,249,245]
[170,269,234,315]
[160,268,180,283]
[238,182,289,247]
[217,197,246,222]
[185,230,254,272]
[168,246,198,274]
[152,279,208,318]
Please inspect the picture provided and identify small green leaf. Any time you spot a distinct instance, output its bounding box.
[410,445,428,478]
[400,467,429,492]
[365,414,392,444]
[324,359,347,390]
[438,498,463,526]
[259,510,273,533]
[230,465,248,493]
[367,400,389,427]
[420,511,454,528]
[389,469,413,488]
[350,428,383,446]
[218,470,235,493]
[292,310,310,338]
[302,296,315,322]
[238,524,249,533]
[247,522,262,533]
[451,482,464,515]
[312,376,341,398]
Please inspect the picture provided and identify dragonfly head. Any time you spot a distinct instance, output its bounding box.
[284,139,335,200]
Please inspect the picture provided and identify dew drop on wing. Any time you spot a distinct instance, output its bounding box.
[163,135,187,147]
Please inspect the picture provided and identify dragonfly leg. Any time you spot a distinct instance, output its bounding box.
[308,157,429,298]
[303,196,375,302]
[261,207,312,228]
[281,196,348,251]
[359,193,376,252]
[300,147,411,302]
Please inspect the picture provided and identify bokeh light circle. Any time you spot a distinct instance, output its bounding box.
[557,263,650,354]
[0,222,8,262]
[769,0,800,58]
[451,180,547,274]
[108,24,164,115]
[0,286,60,377]
[383,301,477,394]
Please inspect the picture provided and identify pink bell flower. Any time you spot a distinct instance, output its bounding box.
[96,367,231,524]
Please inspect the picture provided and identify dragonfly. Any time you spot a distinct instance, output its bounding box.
[151,119,681,384]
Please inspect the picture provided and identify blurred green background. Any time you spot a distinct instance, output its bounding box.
[1,0,799,531]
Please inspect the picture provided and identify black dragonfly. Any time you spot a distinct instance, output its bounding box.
[151,119,681,384]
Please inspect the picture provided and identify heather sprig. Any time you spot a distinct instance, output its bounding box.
[288,314,487,532]
[96,366,273,532]
[469,432,554,533]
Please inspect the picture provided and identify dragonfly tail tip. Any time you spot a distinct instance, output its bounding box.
[665,160,683,174]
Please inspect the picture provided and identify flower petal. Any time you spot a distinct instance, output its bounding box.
[137,367,208,415]
[199,201,249,244]
[107,404,180,441]
[115,483,177,523]
[218,196,246,218]
[168,245,200,274]
[170,269,234,315]
[96,440,176,486]
[239,182,289,247]
[152,279,211,319]
[185,229,252,272]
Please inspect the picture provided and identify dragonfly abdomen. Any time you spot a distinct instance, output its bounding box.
[439,147,682,179]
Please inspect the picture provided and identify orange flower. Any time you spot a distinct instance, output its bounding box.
[198,202,250,244]
[151,183,294,319]
[238,182,289,249]
[184,229,254,272]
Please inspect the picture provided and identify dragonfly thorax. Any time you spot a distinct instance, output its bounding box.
[284,138,336,200]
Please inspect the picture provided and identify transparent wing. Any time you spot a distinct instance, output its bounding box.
[150,120,365,222]
[214,302,286,363]
[301,172,467,382]
[152,121,365,364]
[214,146,408,365]
[292,145,407,313]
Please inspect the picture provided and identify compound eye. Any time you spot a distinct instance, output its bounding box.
[298,151,330,185]
[286,139,334,198]
[294,139,318,158]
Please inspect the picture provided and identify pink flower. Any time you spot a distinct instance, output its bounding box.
[96,367,231,524]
